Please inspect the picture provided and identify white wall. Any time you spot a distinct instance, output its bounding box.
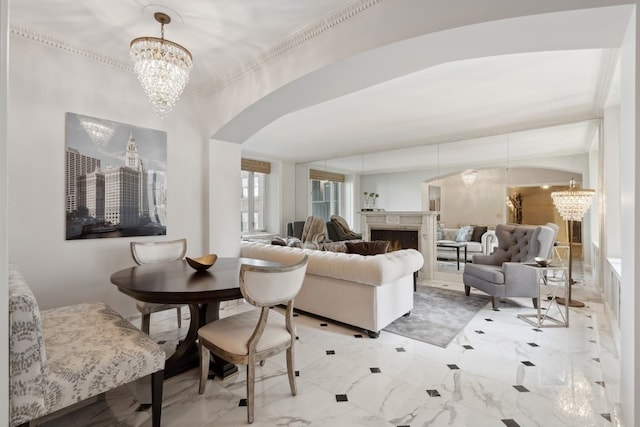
[618,8,638,425]
[280,161,297,234]
[7,35,209,316]
[209,140,241,256]
[604,107,622,258]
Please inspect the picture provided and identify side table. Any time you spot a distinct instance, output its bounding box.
[517,264,570,327]
[436,242,467,270]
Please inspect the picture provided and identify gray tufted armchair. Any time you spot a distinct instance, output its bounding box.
[462,223,559,310]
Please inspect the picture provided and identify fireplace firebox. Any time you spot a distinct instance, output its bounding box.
[371,229,418,252]
[360,211,438,280]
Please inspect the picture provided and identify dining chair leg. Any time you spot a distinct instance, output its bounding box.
[141,313,151,334]
[247,361,255,423]
[286,346,297,396]
[176,307,182,328]
[198,342,210,394]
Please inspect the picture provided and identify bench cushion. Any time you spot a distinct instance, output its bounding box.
[9,263,48,425]
[41,302,166,414]
[9,261,165,426]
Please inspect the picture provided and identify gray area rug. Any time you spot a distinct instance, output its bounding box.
[384,286,490,348]
[437,260,465,274]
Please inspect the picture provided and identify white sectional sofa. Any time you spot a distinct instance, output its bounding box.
[240,241,424,338]
[437,226,497,261]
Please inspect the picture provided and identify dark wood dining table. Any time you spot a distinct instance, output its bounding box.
[110,256,280,380]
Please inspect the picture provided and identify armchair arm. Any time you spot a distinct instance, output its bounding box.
[481,231,497,255]
[471,253,501,265]
[503,262,539,294]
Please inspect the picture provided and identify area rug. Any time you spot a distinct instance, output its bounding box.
[437,260,465,274]
[384,286,490,348]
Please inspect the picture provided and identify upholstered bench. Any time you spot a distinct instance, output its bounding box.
[9,263,166,427]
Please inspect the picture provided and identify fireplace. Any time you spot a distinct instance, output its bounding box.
[371,229,418,252]
[360,211,438,280]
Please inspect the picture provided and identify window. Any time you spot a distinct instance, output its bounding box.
[241,159,270,233]
[310,169,344,222]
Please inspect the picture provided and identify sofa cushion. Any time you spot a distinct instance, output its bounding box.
[471,226,488,243]
[42,303,165,414]
[345,241,389,255]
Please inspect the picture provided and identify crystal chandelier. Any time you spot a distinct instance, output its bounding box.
[551,179,595,307]
[551,179,595,221]
[461,170,478,187]
[130,12,193,118]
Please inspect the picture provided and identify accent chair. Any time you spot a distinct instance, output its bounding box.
[130,238,187,334]
[462,223,559,310]
[197,255,309,423]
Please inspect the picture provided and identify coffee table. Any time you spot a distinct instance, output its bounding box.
[436,241,467,270]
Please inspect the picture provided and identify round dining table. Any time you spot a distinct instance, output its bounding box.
[110,256,280,380]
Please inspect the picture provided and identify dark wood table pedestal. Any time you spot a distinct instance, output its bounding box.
[164,302,238,380]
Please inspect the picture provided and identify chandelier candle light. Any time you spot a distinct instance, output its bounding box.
[551,179,595,307]
[130,12,193,118]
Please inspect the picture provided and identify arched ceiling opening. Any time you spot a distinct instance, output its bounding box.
[217,5,631,173]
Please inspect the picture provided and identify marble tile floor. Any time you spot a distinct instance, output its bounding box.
[41,269,621,427]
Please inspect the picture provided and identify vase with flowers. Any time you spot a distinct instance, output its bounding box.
[363,191,380,211]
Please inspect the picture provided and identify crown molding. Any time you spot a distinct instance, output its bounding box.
[10,23,130,71]
[593,48,619,113]
[9,0,386,97]
[10,23,203,95]
[203,0,387,94]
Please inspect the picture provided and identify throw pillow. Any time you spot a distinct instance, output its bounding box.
[436,222,444,240]
[286,237,302,248]
[322,241,348,253]
[271,237,286,246]
[345,240,390,255]
[455,225,474,242]
[471,226,488,243]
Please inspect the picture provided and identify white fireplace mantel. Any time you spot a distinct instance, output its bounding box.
[360,211,438,281]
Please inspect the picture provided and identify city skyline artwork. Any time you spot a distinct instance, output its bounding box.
[65,112,168,240]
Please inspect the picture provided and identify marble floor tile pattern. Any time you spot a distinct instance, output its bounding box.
[41,269,621,427]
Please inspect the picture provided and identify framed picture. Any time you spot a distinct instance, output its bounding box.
[65,112,167,240]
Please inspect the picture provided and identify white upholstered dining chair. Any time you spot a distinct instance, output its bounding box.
[197,255,309,423]
[130,238,187,334]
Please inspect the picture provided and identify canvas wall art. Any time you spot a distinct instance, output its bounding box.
[65,112,167,240]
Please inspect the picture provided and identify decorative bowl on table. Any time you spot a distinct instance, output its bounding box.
[534,257,552,267]
[186,254,218,271]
